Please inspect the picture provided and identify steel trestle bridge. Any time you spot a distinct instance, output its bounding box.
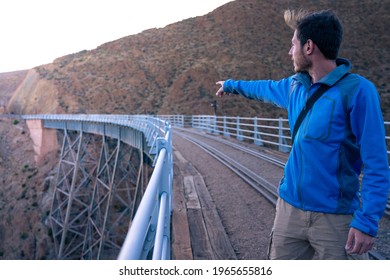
[22,114,172,260]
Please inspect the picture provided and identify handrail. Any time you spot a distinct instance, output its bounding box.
[160,115,390,160]
[117,127,172,260]
[160,115,291,152]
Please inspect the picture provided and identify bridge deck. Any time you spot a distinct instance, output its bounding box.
[172,148,237,260]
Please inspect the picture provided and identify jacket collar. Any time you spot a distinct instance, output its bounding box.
[292,58,352,90]
[319,58,352,86]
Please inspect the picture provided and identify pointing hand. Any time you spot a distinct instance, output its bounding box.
[215,81,229,97]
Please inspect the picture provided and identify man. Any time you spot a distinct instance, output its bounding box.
[215,9,390,260]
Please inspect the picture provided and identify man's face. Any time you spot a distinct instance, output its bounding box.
[289,30,311,73]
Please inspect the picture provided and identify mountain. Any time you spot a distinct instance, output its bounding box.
[3,0,389,119]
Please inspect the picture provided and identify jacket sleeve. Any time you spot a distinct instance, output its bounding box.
[223,78,292,109]
[349,77,390,236]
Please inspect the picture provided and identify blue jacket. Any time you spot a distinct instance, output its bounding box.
[223,58,390,236]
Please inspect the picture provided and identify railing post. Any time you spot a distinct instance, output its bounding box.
[223,116,229,137]
[193,115,198,128]
[254,117,263,146]
[212,115,219,135]
[278,117,289,152]
[236,116,243,141]
[207,116,212,133]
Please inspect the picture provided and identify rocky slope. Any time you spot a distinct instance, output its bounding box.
[0,70,27,113]
[0,118,57,259]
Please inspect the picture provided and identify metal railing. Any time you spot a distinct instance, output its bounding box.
[161,115,291,152]
[161,115,390,162]
[117,123,172,260]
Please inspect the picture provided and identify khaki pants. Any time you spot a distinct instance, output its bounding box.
[268,198,369,260]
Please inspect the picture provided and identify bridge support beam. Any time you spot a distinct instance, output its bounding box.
[50,127,150,259]
[26,119,58,163]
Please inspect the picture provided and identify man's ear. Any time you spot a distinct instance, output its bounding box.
[305,39,314,55]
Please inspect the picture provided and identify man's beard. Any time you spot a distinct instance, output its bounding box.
[294,49,312,73]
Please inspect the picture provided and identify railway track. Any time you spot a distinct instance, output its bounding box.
[174,127,388,260]
[174,128,282,205]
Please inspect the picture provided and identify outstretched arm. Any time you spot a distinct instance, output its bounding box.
[214,79,291,109]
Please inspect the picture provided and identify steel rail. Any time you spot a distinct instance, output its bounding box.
[174,130,278,206]
[175,127,286,168]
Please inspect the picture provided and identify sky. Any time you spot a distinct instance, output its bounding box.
[0,0,233,73]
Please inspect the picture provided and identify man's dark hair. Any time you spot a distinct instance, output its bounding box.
[285,10,343,60]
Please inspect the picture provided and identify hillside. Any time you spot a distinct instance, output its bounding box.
[3,0,389,120]
[0,70,28,113]
[0,118,57,259]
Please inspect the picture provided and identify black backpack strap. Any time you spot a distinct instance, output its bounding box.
[291,84,329,144]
